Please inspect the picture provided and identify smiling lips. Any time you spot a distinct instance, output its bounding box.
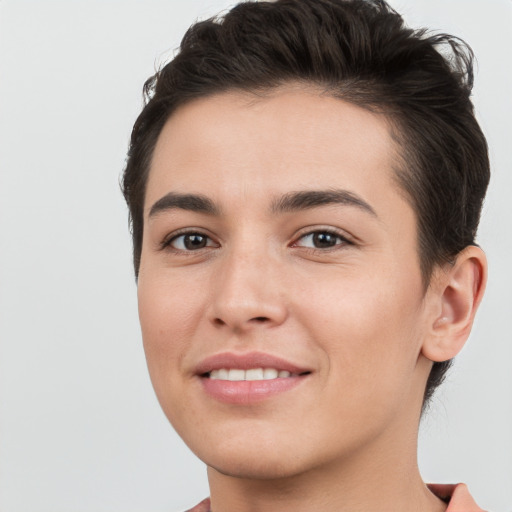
[196,352,311,404]
[210,368,298,380]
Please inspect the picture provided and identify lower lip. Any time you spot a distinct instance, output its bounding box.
[200,375,307,405]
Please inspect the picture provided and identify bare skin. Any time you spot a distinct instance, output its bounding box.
[137,86,486,512]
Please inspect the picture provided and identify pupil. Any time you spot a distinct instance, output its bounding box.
[184,234,207,250]
[313,232,337,248]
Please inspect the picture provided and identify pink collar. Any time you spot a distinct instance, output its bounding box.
[428,483,485,511]
[187,483,485,512]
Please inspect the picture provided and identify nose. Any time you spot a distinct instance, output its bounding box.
[208,245,288,332]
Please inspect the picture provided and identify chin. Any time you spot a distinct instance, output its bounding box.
[205,451,311,481]
[188,427,343,483]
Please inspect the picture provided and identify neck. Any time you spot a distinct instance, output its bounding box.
[207,432,445,512]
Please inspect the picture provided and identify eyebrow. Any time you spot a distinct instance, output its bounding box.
[148,188,377,219]
[271,189,377,217]
[148,192,220,218]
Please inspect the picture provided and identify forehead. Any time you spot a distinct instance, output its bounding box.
[146,86,402,215]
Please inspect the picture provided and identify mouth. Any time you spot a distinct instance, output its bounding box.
[196,352,312,404]
[206,368,309,381]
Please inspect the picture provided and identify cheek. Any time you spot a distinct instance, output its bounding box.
[137,271,205,381]
[294,269,424,385]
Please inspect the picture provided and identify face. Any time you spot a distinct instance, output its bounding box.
[138,87,434,479]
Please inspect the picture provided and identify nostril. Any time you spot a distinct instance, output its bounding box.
[211,314,276,328]
[252,316,269,322]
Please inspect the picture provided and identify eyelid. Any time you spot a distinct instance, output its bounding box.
[159,228,219,251]
[290,226,355,248]
[158,225,355,253]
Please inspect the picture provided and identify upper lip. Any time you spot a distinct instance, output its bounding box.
[195,351,312,376]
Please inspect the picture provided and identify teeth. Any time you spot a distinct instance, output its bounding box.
[228,369,245,381]
[218,368,229,380]
[210,370,221,380]
[246,368,264,380]
[263,368,278,379]
[209,368,297,381]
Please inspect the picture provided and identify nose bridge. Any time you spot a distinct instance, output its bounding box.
[210,235,287,329]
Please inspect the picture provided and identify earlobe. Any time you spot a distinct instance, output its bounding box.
[421,246,487,363]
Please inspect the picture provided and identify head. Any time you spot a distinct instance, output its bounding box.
[122,0,489,467]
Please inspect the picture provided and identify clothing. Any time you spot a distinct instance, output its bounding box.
[428,484,485,512]
[186,498,210,512]
[185,483,485,512]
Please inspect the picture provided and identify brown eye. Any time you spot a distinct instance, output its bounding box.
[170,233,214,251]
[295,231,349,249]
[311,232,339,248]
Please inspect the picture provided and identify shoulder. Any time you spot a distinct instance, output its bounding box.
[428,483,486,512]
[184,497,211,512]
[182,490,487,512]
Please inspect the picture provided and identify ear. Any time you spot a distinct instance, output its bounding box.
[421,246,487,363]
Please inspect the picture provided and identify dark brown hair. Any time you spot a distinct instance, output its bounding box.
[122,0,490,408]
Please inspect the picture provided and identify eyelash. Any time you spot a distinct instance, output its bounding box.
[160,228,353,254]
[161,230,218,253]
[291,229,352,251]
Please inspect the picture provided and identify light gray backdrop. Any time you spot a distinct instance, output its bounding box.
[0,1,510,511]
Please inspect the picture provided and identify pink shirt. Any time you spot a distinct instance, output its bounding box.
[428,484,485,511]
[186,483,485,511]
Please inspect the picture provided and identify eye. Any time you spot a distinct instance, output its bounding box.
[293,230,350,249]
[168,232,217,251]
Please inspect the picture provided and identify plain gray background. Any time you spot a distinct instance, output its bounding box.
[0,1,510,511]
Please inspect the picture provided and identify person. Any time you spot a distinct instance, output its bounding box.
[121,0,489,510]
